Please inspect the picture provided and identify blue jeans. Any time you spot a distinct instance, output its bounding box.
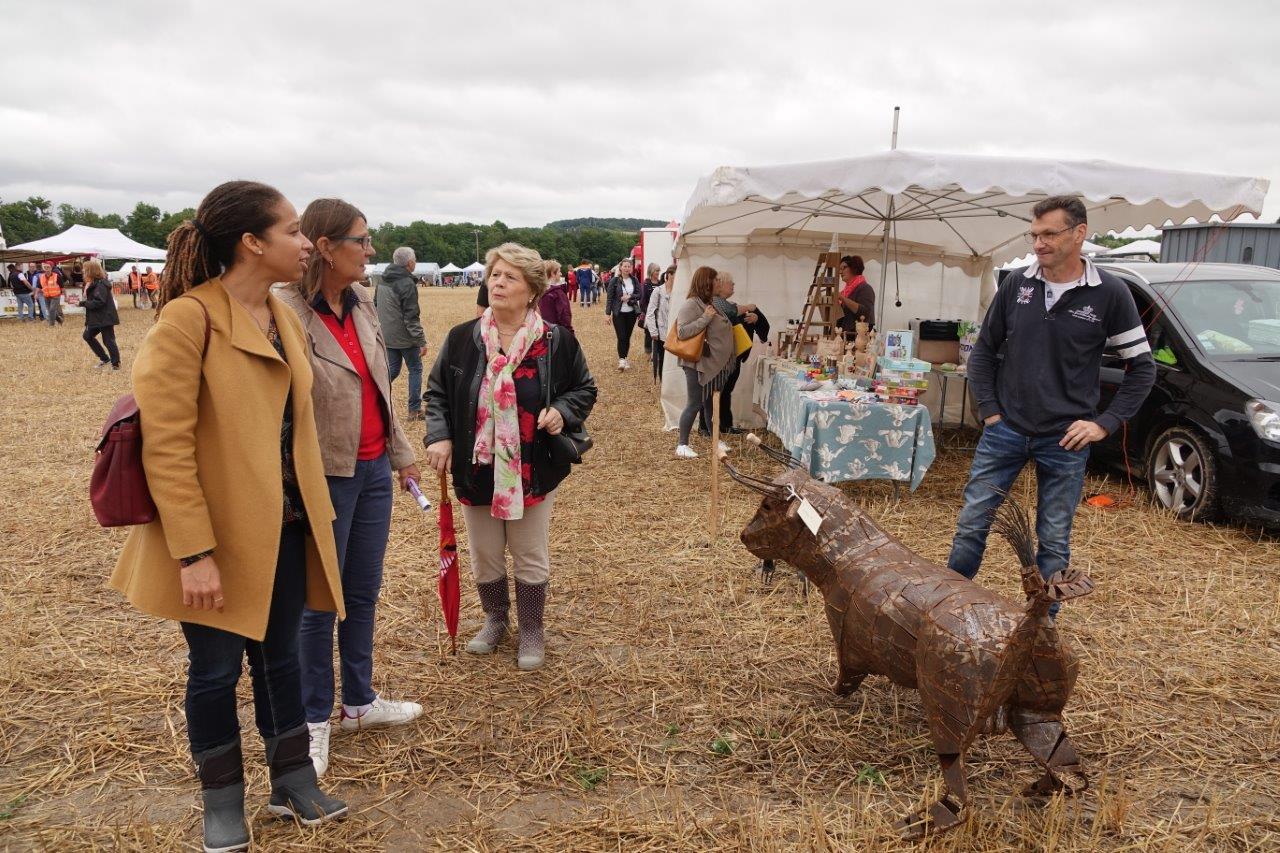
[15,292,35,320]
[299,453,393,722]
[947,418,1089,616]
[180,522,308,752]
[386,346,423,413]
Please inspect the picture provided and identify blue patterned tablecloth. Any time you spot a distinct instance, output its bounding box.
[764,366,936,491]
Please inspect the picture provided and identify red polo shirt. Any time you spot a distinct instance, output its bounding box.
[316,293,387,460]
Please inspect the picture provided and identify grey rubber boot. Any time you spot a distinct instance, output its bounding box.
[515,580,548,671]
[264,724,348,826]
[466,578,510,654]
[193,738,249,853]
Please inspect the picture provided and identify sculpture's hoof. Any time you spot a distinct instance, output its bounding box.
[893,796,965,841]
[1022,767,1088,798]
[833,680,859,697]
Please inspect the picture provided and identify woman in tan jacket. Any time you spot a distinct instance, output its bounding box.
[277,198,423,778]
[110,181,348,853]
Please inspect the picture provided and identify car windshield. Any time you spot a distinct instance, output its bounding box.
[1154,279,1280,360]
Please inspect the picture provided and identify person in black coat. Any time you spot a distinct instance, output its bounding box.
[424,242,597,671]
[81,260,121,369]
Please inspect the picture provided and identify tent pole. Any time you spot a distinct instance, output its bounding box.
[877,198,894,331]
[891,106,900,150]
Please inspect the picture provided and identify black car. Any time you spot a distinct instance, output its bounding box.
[1088,262,1280,528]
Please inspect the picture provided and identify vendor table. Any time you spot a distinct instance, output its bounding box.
[758,358,936,491]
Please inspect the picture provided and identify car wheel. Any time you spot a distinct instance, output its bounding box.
[1146,425,1220,522]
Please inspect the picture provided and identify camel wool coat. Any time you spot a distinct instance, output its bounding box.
[110,278,345,640]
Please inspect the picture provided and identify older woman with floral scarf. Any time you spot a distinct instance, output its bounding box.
[424,243,597,670]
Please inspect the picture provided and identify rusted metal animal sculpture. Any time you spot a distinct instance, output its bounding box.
[725,437,1094,840]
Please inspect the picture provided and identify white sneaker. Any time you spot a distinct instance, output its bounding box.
[308,721,331,777]
[718,441,731,454]
[675,444,699,459]
[621,358,630,370]
[338,695,423,731]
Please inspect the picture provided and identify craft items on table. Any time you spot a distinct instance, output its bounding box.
[725,441,1094,841]
[883,328,914,361]
[763,364,936,489]
[874,356,932,405]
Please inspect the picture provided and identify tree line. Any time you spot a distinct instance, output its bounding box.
[0,196,660,270]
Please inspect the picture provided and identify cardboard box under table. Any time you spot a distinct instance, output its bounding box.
[762,366,937,491]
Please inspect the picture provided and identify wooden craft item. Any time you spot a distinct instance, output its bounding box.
[725,437,1094,840]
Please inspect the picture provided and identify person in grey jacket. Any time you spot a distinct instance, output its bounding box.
[376,247,428,419]
[672,266,735,459]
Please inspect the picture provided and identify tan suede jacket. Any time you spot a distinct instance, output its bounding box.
[276,283,416,477]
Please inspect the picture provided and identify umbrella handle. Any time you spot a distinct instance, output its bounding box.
[440,471,449,506]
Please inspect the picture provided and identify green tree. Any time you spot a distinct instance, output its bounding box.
[0,197,60,245]
[123,202,166,248]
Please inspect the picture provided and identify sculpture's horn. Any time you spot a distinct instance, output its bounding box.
[745,433,803,469]
[720,452,786,497]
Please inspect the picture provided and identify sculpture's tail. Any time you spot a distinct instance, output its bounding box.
[990,496,1095,612]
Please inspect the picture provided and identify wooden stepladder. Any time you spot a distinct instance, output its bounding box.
[788,252,844,358]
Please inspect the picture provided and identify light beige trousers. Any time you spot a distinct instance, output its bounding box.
[460,490,557,585]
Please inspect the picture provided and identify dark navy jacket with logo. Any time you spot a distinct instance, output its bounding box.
[968,259,1156,438]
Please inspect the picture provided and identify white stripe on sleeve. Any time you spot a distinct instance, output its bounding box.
[1106,325,1147,347]
[1115,340,1152,359]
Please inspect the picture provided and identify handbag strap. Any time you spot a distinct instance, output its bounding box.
[543,329,555,411]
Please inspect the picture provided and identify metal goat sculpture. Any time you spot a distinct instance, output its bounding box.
[725,436,1094,840]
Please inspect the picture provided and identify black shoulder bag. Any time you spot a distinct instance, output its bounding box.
[544,329,593,465]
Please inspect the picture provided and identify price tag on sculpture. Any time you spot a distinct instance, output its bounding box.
[797,498,823,534]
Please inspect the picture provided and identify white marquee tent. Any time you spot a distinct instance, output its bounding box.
[462,261,485,274]
[439,262,464,273]
[11,224,166,260]
[660,149,1268,429]
[1104,238,1163,259]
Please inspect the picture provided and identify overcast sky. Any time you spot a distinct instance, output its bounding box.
[3,1,1277,229]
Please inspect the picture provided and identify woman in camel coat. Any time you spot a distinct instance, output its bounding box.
[110,180,348,853]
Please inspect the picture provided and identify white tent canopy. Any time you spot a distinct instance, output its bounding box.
[439,262,463,273]
[462,261,485,273]
[662,149,1268,429]
[11,224,166,260]
[1104,238,1162,258]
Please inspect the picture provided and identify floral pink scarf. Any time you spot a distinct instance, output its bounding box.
[473,307,546,519]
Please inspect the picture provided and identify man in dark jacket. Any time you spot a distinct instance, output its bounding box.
[7,264,35,321]
[377,247,428,420]
[948,196,1155,615]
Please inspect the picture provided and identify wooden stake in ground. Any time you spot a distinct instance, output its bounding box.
[709,390,721,537]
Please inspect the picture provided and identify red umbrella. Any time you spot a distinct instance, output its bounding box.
[437,473,460,654]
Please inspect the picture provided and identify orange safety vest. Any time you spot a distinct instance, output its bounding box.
[40,272,63,298]
[142,273,159,291]
[128,272,142,291]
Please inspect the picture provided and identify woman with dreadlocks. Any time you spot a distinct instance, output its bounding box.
[110,180,349,852]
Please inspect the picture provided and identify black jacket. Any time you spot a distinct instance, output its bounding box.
[81,278,119,328]
[8,271,32,295]
[604,275,642,317]
[425,320,597,505]
[968,266,1155,437]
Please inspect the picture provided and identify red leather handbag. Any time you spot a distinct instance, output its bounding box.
[90,297,210,527]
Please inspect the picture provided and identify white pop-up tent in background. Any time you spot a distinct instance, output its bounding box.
[10,224,166,260]
[660,148,1268,430]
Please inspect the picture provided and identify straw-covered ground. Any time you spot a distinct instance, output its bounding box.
[1,288,1277,852]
